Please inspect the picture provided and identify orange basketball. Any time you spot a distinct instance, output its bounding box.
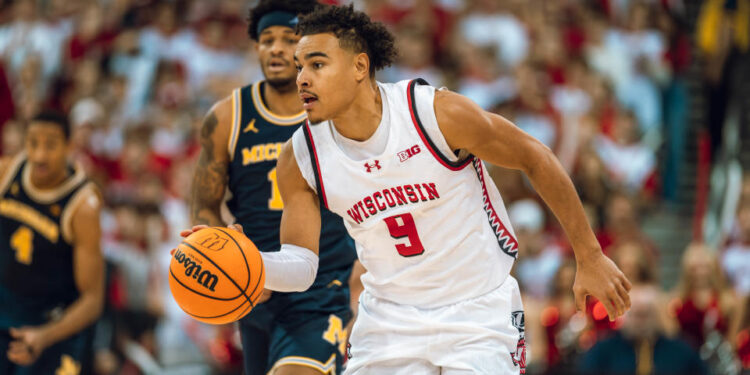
[168,227,265,324]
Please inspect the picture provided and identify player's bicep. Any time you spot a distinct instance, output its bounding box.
[435,90,551,173]
[277,141,321,255]
[191,99,233,223]
[70,190,104,296]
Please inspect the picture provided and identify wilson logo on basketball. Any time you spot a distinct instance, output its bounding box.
[200,233,228,251]
[173,249,219,292]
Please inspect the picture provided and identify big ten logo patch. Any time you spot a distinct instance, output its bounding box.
[242,142,284,165]
[397,145,421,163]
[322,314,347,356]
[510,310,526,373]
[200,232,228,251]
[173,248,219,292]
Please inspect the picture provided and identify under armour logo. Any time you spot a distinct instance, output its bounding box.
[364,160,381,173]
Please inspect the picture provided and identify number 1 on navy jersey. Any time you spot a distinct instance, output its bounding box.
[384,213,424,257]
[267,167,283,210]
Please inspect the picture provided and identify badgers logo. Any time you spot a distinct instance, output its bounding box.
[510,310,526,373]
[173,248,219,292]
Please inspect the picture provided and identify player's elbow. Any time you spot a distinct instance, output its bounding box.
[261,244,319,292]
[522,140,556,178]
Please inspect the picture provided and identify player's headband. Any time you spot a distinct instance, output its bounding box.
[257,11,298,36]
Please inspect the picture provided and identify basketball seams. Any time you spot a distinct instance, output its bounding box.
[169,266,240,301]
[212,228,251,291]
[180,241,254,306]
[181,299,249,320]
[171,227,266,323]
[214,227,265,306]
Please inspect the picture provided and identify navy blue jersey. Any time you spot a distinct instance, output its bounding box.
[226,81,356,280]
[0,155,92,328]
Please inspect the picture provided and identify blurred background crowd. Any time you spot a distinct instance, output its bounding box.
[0,0,749,374]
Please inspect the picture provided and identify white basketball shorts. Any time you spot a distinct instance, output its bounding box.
[344,276,526,375]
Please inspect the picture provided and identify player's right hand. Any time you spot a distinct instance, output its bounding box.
[179,224,245,238]
[573,252,632,321]
[257,289,272,304]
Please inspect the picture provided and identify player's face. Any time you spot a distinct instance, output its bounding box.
[295,33,360,124]
[25,122,69,186]
[256,26,300,89]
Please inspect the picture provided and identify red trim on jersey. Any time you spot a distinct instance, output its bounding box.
[473,158,519,258]
[406,79,473,171]
[304,121,328,209]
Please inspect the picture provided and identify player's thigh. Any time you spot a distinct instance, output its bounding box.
[435,277,526,375]
[238,307,274,375]
[268,310,349,375]
[272,364,329,375]
[345,358,439,375]
[14,330,87,375]
[0,330,14,374]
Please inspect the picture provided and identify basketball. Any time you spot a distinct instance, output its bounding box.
[168,227,265,324]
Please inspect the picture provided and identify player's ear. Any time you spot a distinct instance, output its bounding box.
[353,52,369,82]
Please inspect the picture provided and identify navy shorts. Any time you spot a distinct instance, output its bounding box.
[0,328,88,375]
[239,268,352,374]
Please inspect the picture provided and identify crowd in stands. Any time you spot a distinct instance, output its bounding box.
[0,0,748,373]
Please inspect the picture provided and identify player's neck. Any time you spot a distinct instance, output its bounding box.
[29,170,68,191]
[331,79,382,142]
[262,80,303,116]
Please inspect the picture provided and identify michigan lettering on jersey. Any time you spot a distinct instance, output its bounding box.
[0,199,59,242]
[346,183,440,224]
[242,142,285,165]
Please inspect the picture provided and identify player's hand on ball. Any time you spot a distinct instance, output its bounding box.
[573,252,632,321]
[179,224,245,238]
[7,326,49,365]
[258,289,272,304]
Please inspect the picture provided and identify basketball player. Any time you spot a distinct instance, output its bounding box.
[0,111,104,374]
[184,4,632,375]
[189,1,357,374]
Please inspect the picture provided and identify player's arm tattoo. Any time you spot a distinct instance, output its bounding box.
[190,111,228,226]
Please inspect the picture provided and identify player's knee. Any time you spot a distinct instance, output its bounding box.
[271,364,328,375]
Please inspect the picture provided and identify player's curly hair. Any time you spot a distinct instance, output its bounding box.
[296,4,397,76]
[246,0,318,41]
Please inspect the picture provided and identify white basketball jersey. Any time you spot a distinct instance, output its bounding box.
[292,79,518,308]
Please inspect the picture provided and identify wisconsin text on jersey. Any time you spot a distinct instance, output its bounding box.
[346,183,440,224]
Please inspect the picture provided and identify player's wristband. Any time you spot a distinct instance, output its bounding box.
[260,244,318,292]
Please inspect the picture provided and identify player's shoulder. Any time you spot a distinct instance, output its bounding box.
[68,182,102,229]
[0,153,25,183]
[0,156,12,179]
[207,92,236,127]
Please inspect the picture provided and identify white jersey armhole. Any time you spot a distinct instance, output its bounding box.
[413,84,462,163]
[291,129,318,194]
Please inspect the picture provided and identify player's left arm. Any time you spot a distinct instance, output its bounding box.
[7,188,105,365]
[434,89,632,320]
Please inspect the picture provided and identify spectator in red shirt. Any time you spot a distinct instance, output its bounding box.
[671,243,735,350]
